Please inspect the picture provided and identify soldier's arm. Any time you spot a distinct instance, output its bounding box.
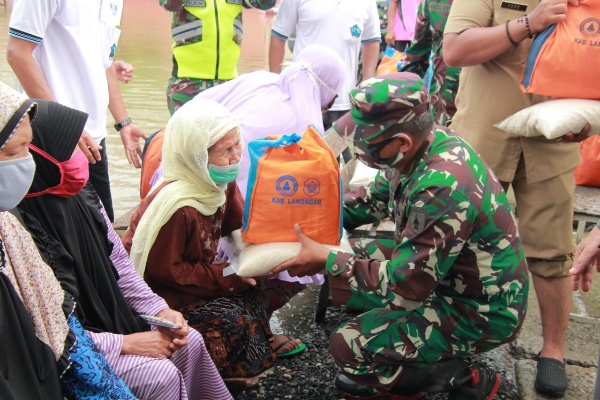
[328,186,475,311]
[159,0,186,12]
[244,0,276,10]
[342,171,391,231]
[402,1,432,77]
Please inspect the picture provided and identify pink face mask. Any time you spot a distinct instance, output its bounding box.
[25,144,89,198]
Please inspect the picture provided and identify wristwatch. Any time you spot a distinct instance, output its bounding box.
[114,117,132,131]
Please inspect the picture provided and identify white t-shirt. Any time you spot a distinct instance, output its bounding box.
[272,0,381,112]
[9,0,113,144]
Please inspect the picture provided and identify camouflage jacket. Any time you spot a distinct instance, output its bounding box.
[401,0,460,125]
[327,127,528,340]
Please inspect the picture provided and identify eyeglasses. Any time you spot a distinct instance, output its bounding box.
[210,140,242,159]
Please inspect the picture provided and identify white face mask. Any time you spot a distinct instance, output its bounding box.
[0,154,36,211]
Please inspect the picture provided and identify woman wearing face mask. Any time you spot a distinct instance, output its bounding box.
[0,80,64,400]
[0,83,139,399]
[139,44,345,357]
[17,99,232,400]
[123,99,276,391]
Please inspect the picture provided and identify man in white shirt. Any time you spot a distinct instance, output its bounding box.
[269,0,381,130]
[7,0,146,221]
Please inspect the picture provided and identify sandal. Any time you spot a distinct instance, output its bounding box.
[535,357,567,398]
[271,335,307,359]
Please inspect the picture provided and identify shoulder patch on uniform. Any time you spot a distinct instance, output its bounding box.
[408,206,426,233]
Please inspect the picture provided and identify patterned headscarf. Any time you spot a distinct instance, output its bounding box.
[0,81,37,150]
[0,212,69,361]
[130,99,240,275]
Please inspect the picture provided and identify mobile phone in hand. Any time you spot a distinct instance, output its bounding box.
[140,314,179,329]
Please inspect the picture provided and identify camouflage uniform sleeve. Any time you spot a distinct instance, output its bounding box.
[243,0,276,10]
[401,0,432,77]
[342,170,391,231]
[159,0,185,12]
[327,186,476,311]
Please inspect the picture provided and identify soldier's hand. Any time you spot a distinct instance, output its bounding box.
[270,224,330,277]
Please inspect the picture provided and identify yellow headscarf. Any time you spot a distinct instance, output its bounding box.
[130,99,241,275]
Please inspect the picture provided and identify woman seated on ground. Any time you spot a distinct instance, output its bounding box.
[0,81,136,399]
[123,100,277,390]
[139,44,346,356]
[16,98,231,400]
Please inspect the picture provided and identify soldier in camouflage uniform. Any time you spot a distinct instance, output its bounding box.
[401,0,460,126]
[272,72,528,399]
[161,0,275,115]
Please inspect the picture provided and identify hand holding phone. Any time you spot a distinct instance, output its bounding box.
[140,314,180,329]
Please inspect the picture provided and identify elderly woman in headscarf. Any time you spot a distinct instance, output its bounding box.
[0,81,137,399]
[137,44,346,356]
[16,97,231,400]
[123,99,275,390]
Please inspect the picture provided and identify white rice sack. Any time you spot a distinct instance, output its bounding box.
[236,231,354,277]
[494,99,600,140]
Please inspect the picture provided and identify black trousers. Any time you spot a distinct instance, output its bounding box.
[88,139,114,222]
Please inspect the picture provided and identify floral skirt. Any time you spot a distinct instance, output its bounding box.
[180,287,276,379]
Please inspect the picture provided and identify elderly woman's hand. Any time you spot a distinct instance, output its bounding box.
[155,308,189,351]
[121,331,175,359]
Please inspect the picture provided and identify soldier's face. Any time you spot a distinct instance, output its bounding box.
[354,132,405,170]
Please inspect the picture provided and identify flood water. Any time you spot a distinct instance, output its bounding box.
[0,0,285,218]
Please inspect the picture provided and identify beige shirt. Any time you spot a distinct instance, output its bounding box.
[444,0,580,183]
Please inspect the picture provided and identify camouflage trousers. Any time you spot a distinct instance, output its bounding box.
[166,76,230,115]
[329,238,519,391]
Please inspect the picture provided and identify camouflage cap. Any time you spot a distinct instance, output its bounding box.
[333,72,430,142]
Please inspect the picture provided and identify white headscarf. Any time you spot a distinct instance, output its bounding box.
[130,99,240,275]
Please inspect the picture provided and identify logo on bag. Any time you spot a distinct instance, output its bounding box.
[276,175,298,196]
[580,18,600,38]
[303,178,321,197]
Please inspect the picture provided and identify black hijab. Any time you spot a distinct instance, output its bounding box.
[17,100,142,334]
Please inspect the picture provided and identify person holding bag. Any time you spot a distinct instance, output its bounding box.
[123,100,280,391]
[443,0,591,397]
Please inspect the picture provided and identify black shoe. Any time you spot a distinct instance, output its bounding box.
[535,357,567,398]
[447,365,500,400]
[334,374,422,400]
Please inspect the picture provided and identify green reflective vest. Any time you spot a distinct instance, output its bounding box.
[172,0,243,80]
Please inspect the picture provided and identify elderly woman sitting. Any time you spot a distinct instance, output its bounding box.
[0,81,138,399]
[123,100,276,390]
[16,97,231,400]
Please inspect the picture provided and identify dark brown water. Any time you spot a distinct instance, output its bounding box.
[0,0,283,218]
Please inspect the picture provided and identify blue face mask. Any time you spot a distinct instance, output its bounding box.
[208,162,240,185]
[0,154,36,211]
